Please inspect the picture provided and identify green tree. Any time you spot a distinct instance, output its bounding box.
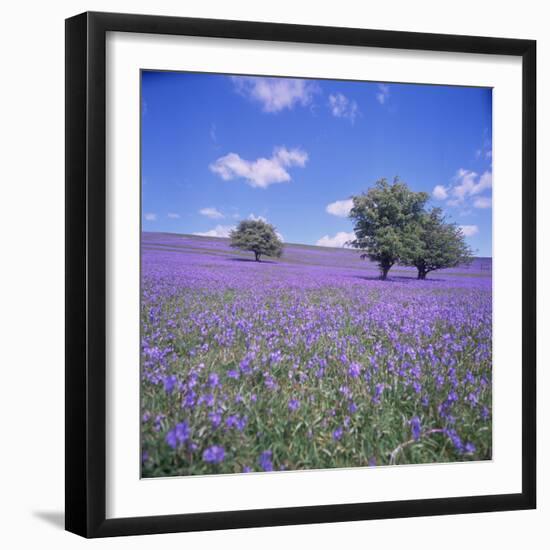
[229,219,283,262]
[349,177,429,280]
[401,208,474,279]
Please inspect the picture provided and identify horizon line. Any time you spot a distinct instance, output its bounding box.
[141,230,493,259]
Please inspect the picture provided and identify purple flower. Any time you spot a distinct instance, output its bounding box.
[225,414,247,432]
[236,416,248,431]
[348,362,361,378]
[208,373,220,388]
[163,375,177,394]
[372,383,385,404]
[258,450,273,472]
[445,428,464,453]
[203,445,225,463]
[465,442,476,454]
[209,411,222,428]
[263,374,277,391]
[339,385,352,398]
[332,426,344,441]
[410,416,421,441]
[227,369,240,380]
[288,398,300,412]
[165,421,190,449]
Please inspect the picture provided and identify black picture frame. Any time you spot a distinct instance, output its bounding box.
[65,11,536,538]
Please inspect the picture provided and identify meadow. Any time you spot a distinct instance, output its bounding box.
[141,232,492,477]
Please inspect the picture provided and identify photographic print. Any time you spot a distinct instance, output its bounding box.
[140,71,493,478]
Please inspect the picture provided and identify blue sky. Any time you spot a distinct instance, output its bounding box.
[142,71,493,257]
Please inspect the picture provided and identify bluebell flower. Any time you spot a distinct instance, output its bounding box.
[410,416,421,441]
[165,421,190,449]
[348,362,361,378]
[258,450,273,471]
[288,398,300,412]
[163,375,177,394]
[208,373,220,388]
[209,411,222,428]
[203,445,225,463]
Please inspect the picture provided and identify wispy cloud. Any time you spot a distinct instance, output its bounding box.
[231,76,318,113]
[316,231,355,248]
[193,225,235,238]
[328,93,359,123]
[199,207,224,219]
[459,225,479,237]
[144,213,157,221]
[432,185,449,200]
[473,196,492,209]
[476,131,493,161]
[326,198,353,217]
[376,84,390,105]
[167,212,180,219]
[209,123,218,143]
[210,146,308,189]
[433,169,493,211]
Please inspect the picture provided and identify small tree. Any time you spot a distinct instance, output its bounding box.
[229,219,283,262]
[349,178,429,279]
[401,208,474,279]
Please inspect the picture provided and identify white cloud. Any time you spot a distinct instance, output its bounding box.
[376,84,390,105]
[443,169,493,209]
[478,170,492,192]
[326,198,353,217]
[167,212,180,219]
[452,169,493,200]
[473,196,492,209]
[231,76,317,113]
[432,185,449,200]
[316,231,355,248]
[459,225,479,237]
[193,225,235,238]
[328,93,359,123]
[144,213,157,221]
[446,199,462,207]
[210,146,308,189]
[451,169,478,199]
[199,207,224,219]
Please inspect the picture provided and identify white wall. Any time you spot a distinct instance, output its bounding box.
[0,1,546,548]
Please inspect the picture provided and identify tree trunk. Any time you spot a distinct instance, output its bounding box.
[380,265,390,280]
[254,251,261,262]
[417,269,427,280]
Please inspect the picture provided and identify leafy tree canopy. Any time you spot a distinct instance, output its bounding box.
[401,208,474,279]
[349,177,429,279]
[229,219,283,262]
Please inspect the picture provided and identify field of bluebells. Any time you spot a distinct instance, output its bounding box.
[141,232,492,477]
